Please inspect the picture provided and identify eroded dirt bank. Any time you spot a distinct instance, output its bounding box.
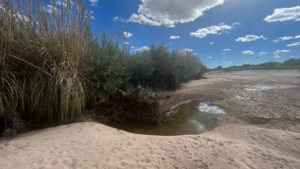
[1,70,300,169]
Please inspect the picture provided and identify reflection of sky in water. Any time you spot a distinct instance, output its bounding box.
[188,119,206,133]
[198,101,226,115]
[107,100,226,136]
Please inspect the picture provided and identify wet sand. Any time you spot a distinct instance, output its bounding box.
[1,70,300,169]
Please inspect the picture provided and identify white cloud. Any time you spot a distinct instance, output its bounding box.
[274,49,290,54]
[89,0,98,7]
[279,36,293,40]
[169,35,180,40]
[128,13,161,26]
[176,48,196,55]
[43,4,61,14]
[259,52,267,55]
[112,16,125,22]
[273,49,290,58]
[280,49,290,53]
[264,6,300,22]
[223,48,231,51]
[287,41,300,47]
[274,50,280,54]
[136,46,150,52]
[236,35,266,42]
[56,1,67,7]
[190,22,239,39]
[241,50,255,55]
[0,4,30,22]
[273,36,294,43]
[209,42,214,45]
[128,0,225,27]
[207,56,213,59]
[89,10,96,20]
[124,42,129,45]
[56,0,73,7]
[273,34,300,42]
[124,32,133,38]
[274,54,280,59]
[179,48,193,53]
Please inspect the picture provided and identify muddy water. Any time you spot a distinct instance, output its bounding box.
[108,100,225,136]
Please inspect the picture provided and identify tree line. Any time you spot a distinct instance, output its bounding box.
[215,58,300,71]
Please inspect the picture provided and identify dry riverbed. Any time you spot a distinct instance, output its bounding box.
[1,70,300,169]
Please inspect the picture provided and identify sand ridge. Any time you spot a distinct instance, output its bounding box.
[0,122,299,169]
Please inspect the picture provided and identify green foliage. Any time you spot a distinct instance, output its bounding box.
[84,32,131,103]
[0,0,89,129]
[0,75,20,125]
[84,42,207,107]
[128,44,206,90]
[0,0,207,132]
[220,58,300,71]
[128,52,155,86]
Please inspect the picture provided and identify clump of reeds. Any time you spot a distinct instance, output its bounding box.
[0,0,91,129]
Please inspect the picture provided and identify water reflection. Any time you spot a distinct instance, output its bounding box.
[107,100,226,136]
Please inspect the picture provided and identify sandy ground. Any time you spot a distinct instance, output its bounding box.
[1,70,300,169]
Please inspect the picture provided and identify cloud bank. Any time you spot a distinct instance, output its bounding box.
[128,0,225,27]
[264,6,300,22]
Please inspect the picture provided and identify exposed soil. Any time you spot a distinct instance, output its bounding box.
[1,70,300,169]
[165,70,300,131]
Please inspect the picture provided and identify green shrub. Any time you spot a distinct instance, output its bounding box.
[84,32,131,104]
[127,44,206,90]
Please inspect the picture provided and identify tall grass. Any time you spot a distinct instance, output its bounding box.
[0,0,90,128]
[0,0,207,132]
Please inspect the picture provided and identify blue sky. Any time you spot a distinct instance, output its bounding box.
[86,0,300,68]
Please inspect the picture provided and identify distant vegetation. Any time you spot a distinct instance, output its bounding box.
[215,58,300,71]
[0,0,206,134]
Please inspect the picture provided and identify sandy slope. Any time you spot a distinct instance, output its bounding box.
[0,122,299,169]
[1,70,300,169]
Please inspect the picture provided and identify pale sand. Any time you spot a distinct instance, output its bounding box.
[0,122,299,169]
[1,70,300,169]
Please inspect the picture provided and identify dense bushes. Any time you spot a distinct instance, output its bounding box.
[0,0,206,132]
[84,33,131,104]
[85,42,206,105]
[0,0,90,129]
[128,45,206,90]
